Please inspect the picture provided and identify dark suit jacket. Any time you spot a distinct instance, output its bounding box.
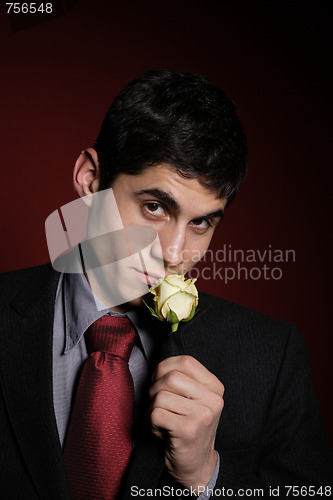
[0,264,332,499]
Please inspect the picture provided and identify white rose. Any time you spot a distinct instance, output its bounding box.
[149,274,198,332]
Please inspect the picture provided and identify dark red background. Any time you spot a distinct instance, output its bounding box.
[1,1,332,446]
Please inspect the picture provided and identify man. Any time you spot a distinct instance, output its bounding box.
[0,70,332,499]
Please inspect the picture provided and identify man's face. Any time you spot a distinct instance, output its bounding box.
[111,163,227,280]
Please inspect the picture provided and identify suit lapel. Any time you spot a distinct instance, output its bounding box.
[0,265,71,499]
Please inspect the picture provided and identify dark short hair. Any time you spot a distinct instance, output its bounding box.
[94,69,247,203]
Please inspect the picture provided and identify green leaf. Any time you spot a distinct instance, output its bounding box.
[142,298,155,314]
[142,298,163,321]
[171,322,179,333]
[167,308,179,324]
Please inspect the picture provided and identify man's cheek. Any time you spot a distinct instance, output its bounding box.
[179,249,206,275]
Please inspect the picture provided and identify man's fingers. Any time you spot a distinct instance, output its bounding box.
[150,370,205,401]
[149,389,196,416]
[149,372,224,415]
[152,356,209,384]
[152,355,224,397]
[150,395,221,442]
[150,390,223,428]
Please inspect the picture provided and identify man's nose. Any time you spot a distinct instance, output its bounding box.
[158,224,186,271]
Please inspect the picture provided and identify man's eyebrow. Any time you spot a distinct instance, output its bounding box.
[135,188,224,220]
[201,209,224,221]
[134,188,181,213]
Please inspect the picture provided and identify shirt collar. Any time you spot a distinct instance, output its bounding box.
[63,272,155,360]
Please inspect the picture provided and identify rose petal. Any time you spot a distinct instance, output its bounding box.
[164,274,188,290]
[154,283,180,316]
[184,279,198,297]
[161,290,197,321]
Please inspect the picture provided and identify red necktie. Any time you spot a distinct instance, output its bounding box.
[64,316,137,499]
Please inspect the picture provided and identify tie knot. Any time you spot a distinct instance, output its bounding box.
[85,316,137,361]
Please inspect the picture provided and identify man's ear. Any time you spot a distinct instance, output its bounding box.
[73,148,101,197]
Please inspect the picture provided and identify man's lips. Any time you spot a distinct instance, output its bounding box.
[132,268,162,287]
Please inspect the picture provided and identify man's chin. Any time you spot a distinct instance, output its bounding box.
[109,292,149,314]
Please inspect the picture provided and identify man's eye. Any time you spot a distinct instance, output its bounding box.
[190,218,212,229]
[143,202,165,216]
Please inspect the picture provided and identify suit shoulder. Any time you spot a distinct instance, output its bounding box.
[188,292,307,384]
[0,264,58,303]
[197,290,298,343]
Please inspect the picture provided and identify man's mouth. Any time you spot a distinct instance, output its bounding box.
[132,268,162,287]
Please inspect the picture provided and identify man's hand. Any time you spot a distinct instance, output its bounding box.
[149,355,224,490]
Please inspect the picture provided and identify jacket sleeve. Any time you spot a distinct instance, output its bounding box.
[213,326,333,498]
